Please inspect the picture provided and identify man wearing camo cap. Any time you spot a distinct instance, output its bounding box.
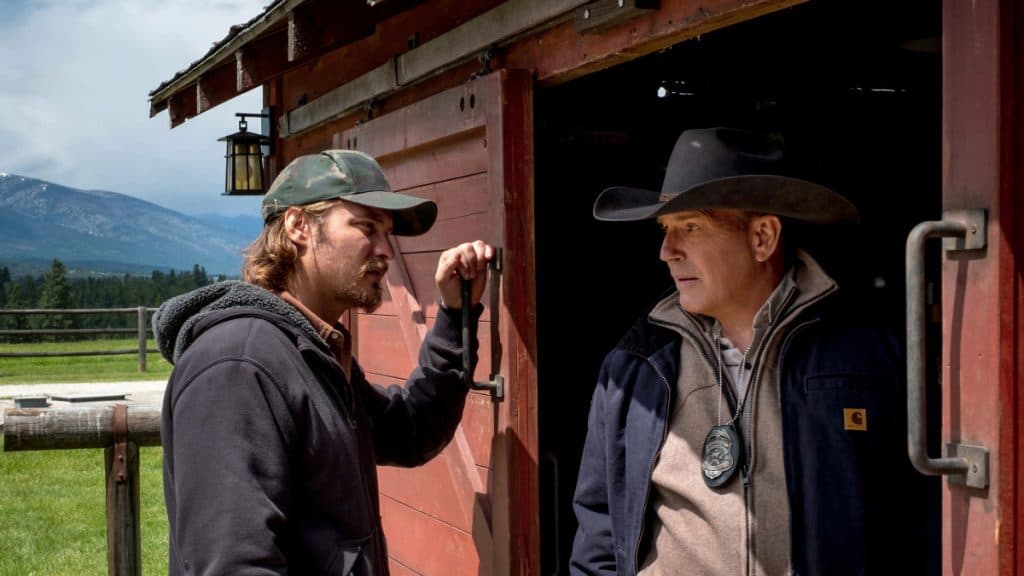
[155,149,494,575]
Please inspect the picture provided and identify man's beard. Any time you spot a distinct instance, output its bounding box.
[336,257,388,313]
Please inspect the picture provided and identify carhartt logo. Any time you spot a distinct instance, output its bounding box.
[844,408,867,431]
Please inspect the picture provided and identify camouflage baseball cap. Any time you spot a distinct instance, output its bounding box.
[261,149,437,236]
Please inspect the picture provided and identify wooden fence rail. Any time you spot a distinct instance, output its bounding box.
[4,405,161,576]
[0,349,153,358]
[0,307,159,371]
[0,328,144,336]
[3,406,162,450]
[0,308,158,315]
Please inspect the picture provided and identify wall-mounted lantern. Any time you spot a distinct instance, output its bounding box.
[218,106,274,195]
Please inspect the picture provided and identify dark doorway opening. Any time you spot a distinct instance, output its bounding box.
[534,1,942,573]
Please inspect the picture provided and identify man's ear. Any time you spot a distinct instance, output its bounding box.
[283,207,311,248]
[750,215,782,263]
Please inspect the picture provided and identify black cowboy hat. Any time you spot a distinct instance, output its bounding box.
[593,127,859,224]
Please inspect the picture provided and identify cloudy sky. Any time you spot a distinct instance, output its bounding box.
[0,0,269,217]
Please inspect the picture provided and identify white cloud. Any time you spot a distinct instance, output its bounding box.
[0,0,269,216]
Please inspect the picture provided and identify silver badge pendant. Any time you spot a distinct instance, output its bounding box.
[701,424,743,488]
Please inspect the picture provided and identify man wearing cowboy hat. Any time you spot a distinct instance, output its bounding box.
[569,127,935,575]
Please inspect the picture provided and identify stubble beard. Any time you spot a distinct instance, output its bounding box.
[337,258,388,313]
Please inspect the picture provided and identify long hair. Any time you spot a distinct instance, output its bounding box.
[241,200,338,292]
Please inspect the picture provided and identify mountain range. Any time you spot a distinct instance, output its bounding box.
[0,172,262,276]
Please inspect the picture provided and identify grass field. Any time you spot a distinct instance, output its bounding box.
[0,337,171,573]
[0,436,168,575]
[0,339,171,385]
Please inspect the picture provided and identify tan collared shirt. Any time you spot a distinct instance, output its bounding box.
[276,291,353,381]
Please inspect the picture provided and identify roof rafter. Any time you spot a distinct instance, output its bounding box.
[197,63,236,114]
[289,0,376,63]
[237,29,289,93]
[150,0,422,127]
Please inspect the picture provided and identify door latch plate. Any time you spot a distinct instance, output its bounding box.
[942,209,987,252]
[946,442,989,489]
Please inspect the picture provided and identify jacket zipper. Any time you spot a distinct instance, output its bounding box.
[741,285,835,576]
[628,325,730,574]
[321,353,382,573]
[743,284,828,483]
[349,382,386,576]
[630,353,673,575]
[740,287,796,576]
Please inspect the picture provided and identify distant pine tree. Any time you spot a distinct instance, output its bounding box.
[4,281,29,332]
[0,265,8,309]
[192,264,208,287]
[39,259,75,332]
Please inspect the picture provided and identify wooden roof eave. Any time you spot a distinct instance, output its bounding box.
[148,0,623,131]
[149,0,300,125]
[151,0,806,134]
[149,0,409,128]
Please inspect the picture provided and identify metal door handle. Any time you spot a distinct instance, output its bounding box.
[462,248,504,400]
[906,209,988,488]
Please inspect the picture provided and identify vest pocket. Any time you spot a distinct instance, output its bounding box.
[801,373,896,433]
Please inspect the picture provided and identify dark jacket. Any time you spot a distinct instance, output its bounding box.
[569,294,938,576]
[154,281,478,576]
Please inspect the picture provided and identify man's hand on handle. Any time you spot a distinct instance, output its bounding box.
[435,240,495,309]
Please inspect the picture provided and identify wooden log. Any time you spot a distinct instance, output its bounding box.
[3,406,162,451]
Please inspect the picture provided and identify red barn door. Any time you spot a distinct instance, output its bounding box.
[341,70,537,576]
[932,1,1024,573]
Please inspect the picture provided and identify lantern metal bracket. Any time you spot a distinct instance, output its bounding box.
[234,107,275,156]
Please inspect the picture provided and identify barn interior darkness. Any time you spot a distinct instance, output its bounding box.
[533,0,942,572]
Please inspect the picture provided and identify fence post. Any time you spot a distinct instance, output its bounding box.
[105,405,141,576]
[136,307,146,373]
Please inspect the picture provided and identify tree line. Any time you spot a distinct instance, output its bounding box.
[0,259,222,335]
